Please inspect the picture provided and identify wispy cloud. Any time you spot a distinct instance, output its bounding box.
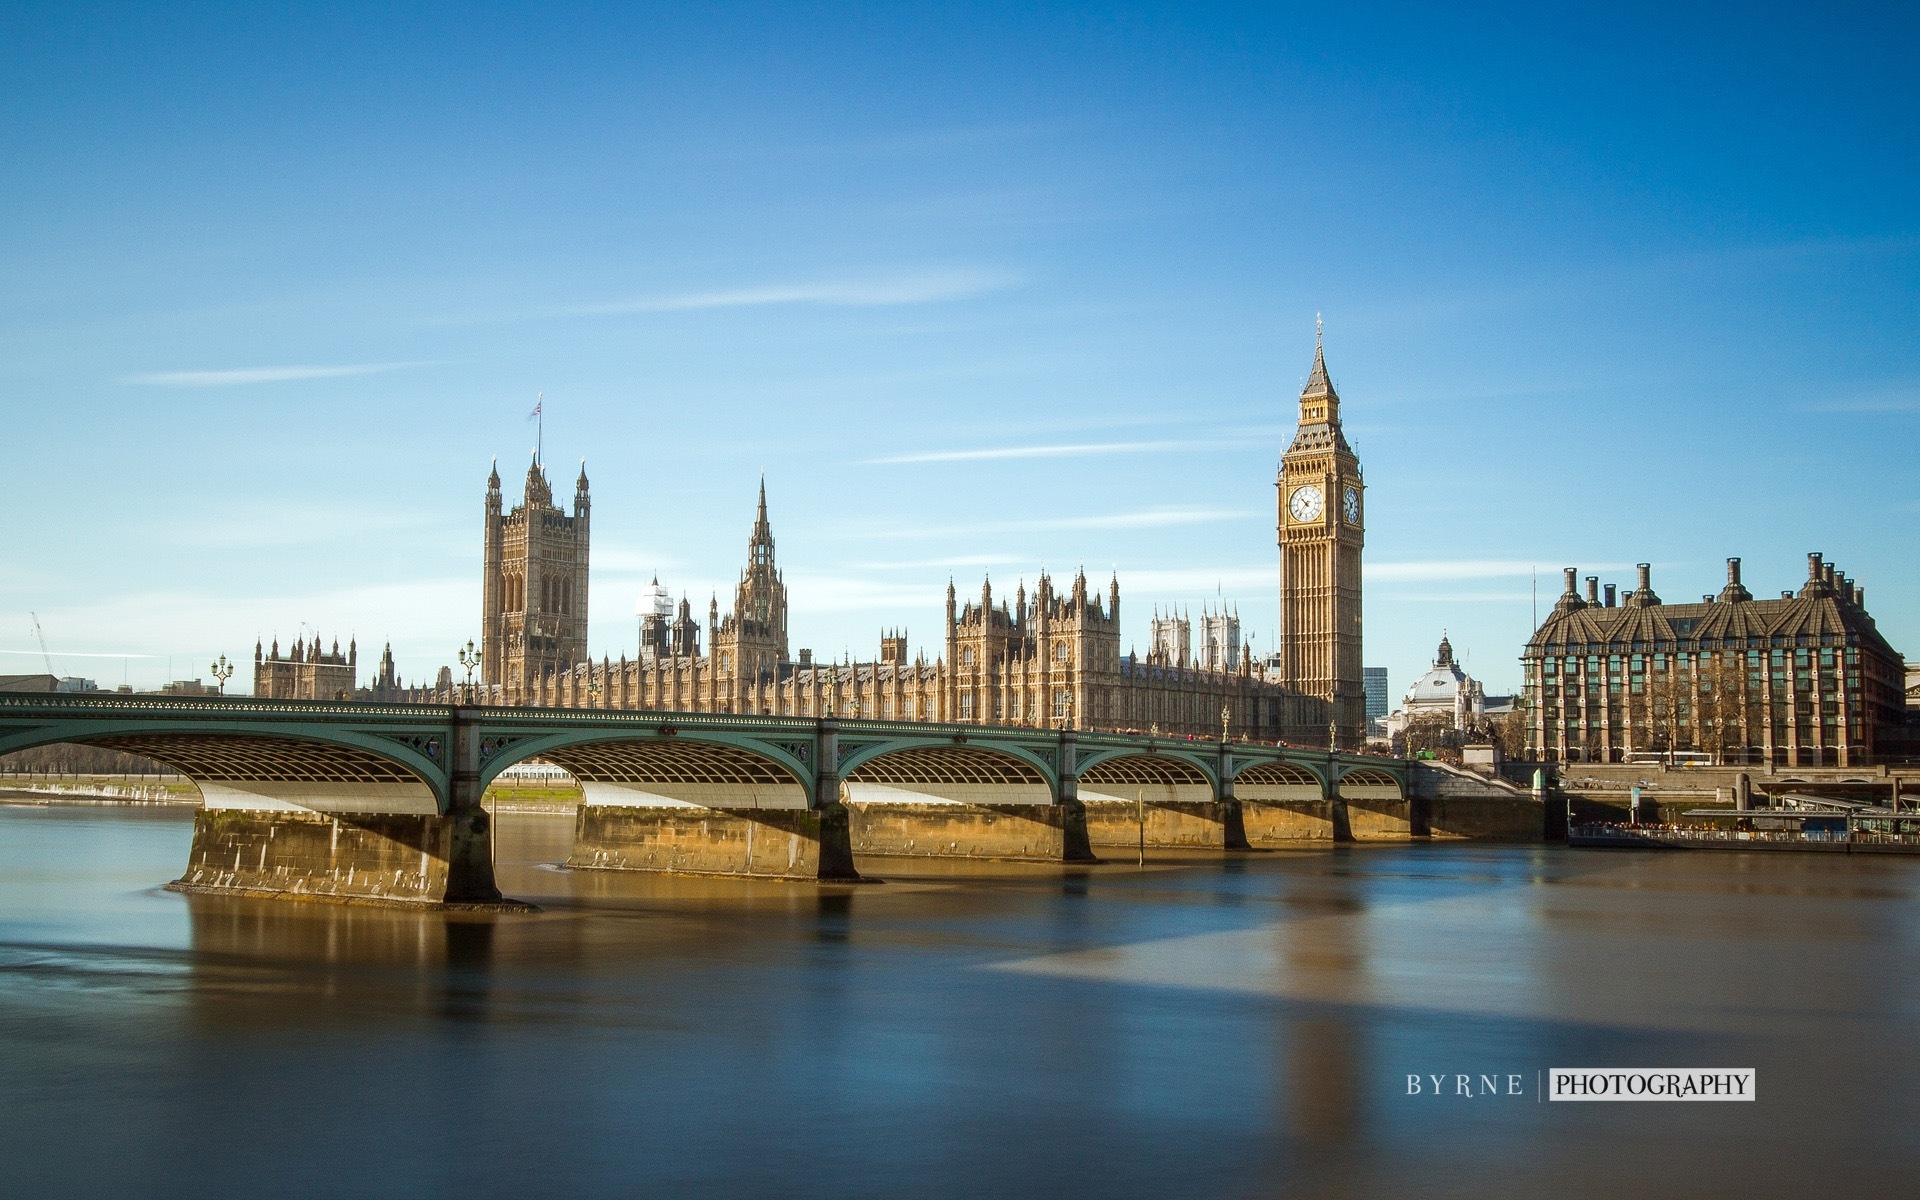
[848,554,1028,570]
[160,505,449,551]
[575,268,1017,316]
[0,649,161,659]
[1109,568,1274,595]
[127,362,432,387]
[1366,560,1633,583]
[1806,385,1920,415]
[866,508,1252,539]
[865,438,1241,465]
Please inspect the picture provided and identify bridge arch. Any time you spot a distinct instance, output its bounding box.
[1075,752,1217,806]
[840,741,1055,806]
[1075,747,1218,788]
[1336,766,1404,802]
[482,731,812,809]
[1230,760,1327,802]
[0,718,448,813]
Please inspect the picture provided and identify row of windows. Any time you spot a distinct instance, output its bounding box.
[500,572,574,616]
[1536,647,1859,677]
[1534,632,1858,656]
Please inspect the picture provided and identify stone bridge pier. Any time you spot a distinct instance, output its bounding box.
[558,718,858,881]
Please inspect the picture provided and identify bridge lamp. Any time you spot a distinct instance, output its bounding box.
[458,640,480,702]
[210,654,233,694]
[1221,704,1231,743]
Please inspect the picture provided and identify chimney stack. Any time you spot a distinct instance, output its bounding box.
[1637,563,1652,593]
[1727,558,1742,587]
[1603,583,1617,607]
[1563,568,1579,595]
[1585,576,1600,604]
[1809,552,1824,582]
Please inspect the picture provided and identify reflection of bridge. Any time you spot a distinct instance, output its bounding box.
[0,695,1501,906]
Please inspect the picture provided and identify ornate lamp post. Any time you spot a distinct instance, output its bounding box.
[457,640,480,704]
[209,655,233,695]
[1220,704,1231,743]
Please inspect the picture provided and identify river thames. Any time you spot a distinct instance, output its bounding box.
[2,803,1917,1198]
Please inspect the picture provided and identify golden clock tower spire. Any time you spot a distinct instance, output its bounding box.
[1277,321,1365,745]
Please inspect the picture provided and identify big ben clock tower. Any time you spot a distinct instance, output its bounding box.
[1278,320,1365,745]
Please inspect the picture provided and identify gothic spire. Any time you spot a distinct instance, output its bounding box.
[750,476,773,546]
[524,449,552,507]
[1302,314,1337,402]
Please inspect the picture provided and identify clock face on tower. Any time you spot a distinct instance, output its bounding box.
[1288,485,1324,523]
[1343,486,1360,525]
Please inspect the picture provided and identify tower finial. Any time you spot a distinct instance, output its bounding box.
[1316,311,1323,347]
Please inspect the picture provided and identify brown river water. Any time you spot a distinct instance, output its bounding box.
[1,803,1916,1198]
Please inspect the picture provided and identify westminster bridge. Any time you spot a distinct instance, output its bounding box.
[0,694,1537,905]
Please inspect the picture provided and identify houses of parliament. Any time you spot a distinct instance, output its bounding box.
[319,335,1368,745]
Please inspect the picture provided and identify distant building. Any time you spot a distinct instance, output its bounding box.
[1148,604,1241,673]
[1148,608,1191,667]
[637,577,703,663]
[253,635,356,700]
[1385,633,1486,749]
[158,679,220,696]
[1521,556,1909,766]
[0,674,58,693]
[1197,604,1241,673]
[55,677,98,693]
[1363,666,1390,733]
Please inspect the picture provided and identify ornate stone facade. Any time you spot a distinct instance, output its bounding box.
[472,483,1323,740]
[253,635,356,700]
[471,337,1346,741]
[1521,556,1909,766]
[1277,327,1366,744]
[482,455,589,697]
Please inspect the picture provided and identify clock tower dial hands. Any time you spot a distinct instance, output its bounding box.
[1288,484,1324,523]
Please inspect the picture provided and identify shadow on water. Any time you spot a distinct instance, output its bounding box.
[183,896,507,1024]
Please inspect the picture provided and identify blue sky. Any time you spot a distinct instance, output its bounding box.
[3,2,1915,699]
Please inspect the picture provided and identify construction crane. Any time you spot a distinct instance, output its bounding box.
[29,612,55,676]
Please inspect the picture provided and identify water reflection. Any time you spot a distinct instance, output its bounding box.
[1276,867,1369,1150]
[184,896,503,1023]
[6,806,1920,1199]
